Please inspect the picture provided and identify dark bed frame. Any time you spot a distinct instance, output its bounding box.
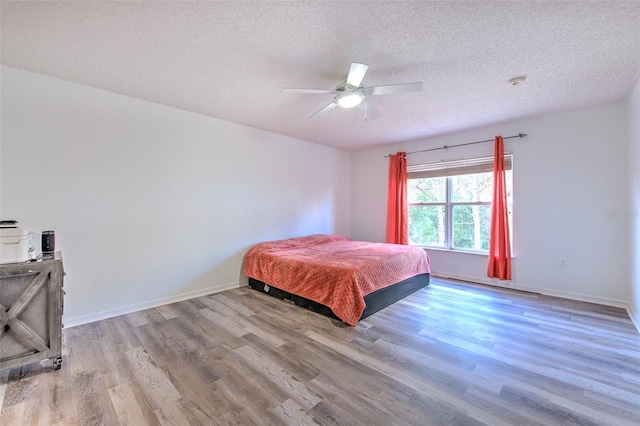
[247,273,430,323]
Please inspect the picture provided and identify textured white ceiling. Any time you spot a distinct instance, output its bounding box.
[2,1,640,151]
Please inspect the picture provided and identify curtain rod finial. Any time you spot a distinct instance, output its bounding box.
[519,133,527,138]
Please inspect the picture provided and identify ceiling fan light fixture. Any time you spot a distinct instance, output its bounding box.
[336,91,364,108]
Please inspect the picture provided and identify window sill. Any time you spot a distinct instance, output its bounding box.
[415,246,517,259]
[416,246,488,256]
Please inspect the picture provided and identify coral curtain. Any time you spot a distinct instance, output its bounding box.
[385,152,409,245]
[487,136,512,280]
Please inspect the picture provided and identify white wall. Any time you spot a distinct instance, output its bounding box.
[352,103,629,307]
[1,66,351,326]
[0,66,3,217]
[629,76,640,330]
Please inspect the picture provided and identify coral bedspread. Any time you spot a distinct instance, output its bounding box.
[243,234,431,325]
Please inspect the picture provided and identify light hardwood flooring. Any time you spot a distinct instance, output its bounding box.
[1,277,639,425]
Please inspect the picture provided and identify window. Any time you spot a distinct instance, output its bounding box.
[407,155,512,252]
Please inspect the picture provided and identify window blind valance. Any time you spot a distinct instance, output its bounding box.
[407,154,512,179]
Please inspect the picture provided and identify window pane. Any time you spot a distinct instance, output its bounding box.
[506,170,513,212]
[409,205,446,247]
[451,172,492,202]
[408,177,446,203]
[452,204,491,251]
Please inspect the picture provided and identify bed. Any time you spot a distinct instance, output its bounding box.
[243,234,431,325]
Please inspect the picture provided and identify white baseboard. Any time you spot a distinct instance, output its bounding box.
[628,303,640,334]
[63,281,240,328]
[430,271,629,309]
[431,271,514,289]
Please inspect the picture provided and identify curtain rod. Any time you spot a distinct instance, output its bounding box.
[385,133,527,158]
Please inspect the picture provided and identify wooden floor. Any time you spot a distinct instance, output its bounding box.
[1,277,639,425]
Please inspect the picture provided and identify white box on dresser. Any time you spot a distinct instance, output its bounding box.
[0,227,33,264]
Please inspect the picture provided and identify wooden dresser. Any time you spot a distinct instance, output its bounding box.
[0,252,64,371]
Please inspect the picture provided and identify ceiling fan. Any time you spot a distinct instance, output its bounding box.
[283,63,423,120]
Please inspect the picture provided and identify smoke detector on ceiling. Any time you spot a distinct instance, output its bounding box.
[508,76,526,86]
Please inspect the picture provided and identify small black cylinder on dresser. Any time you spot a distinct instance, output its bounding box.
[42,230,55,253]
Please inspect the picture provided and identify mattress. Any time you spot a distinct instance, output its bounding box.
[243,234,431,325]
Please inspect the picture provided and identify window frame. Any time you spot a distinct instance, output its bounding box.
[407,154,512,253]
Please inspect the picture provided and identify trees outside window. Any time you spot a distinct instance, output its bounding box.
[407,158,512,252]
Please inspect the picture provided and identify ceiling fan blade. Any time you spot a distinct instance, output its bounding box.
[364,82,423,96]
[346,63,369,88]
[309,102,337,119]
[283,88,337,95]
[357,102,382,120]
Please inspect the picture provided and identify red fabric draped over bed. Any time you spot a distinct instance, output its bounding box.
[244,235,430,325]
